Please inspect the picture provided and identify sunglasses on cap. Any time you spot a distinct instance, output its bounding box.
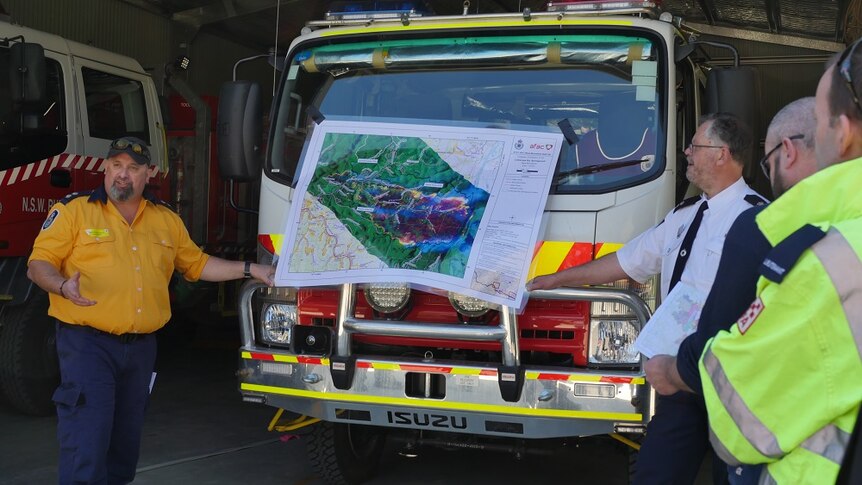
[838,38,862,115]
[759,134,804,179]
[111,138,151,160]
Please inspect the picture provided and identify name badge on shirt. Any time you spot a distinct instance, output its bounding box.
[85,229,110,238]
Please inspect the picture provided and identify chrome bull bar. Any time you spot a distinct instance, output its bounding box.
[238,281,652,368]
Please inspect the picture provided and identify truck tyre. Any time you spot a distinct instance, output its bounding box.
[0,291,59,416]
[306,420,386,485]
[625,434,643,484]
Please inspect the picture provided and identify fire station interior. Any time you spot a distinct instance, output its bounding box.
[0,0,857,484]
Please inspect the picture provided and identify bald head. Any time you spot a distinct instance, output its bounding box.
[766,97,816,150]
[764,97,818,198]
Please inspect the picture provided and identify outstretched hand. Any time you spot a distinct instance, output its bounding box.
[249,263,276,287]
[61,272,97,306]
[525,273,560,291]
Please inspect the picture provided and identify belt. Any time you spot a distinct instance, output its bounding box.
[58,321,150,344]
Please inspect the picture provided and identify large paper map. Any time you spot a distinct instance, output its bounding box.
[274,120,562,309]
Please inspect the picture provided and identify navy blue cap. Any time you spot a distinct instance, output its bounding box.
[107,136,151,165]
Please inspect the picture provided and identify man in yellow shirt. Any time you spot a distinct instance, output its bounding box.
[27,136,274,485]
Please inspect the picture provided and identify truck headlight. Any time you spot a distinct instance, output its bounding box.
[448,292,491,318]
[364,283,411,314]
[260,303,297,345]
[588,319,639,365]
[588,275,658,366]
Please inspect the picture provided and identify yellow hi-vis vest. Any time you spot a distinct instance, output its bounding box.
[699,158,862,485]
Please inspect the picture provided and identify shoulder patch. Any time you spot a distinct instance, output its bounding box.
[736,297,764,335]
[673,195,701,213]
[759,224,826,283]
[744,194,769,206]
[60,190,92,205]
[41,209,59,230]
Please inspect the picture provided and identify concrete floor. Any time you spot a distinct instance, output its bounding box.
[0,322,661,484]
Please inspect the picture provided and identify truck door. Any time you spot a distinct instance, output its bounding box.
[72,58,161,190]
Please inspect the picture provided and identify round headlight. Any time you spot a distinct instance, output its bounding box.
[448,292,491,318]
[364,283,411,314]
[261,303,296,345]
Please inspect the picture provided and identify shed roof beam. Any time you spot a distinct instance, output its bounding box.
[172,0,288,28]
[686,22,845,52]
[696,0,717,25]
[836,0,850,43]
[764,0,781,33]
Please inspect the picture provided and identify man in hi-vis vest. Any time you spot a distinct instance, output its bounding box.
[699,42,862,484]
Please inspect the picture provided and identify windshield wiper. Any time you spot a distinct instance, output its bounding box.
[556,158,649,181]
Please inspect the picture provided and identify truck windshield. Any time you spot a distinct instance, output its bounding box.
[270,33,664,194]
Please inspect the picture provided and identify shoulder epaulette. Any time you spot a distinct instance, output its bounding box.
[744,193,769,206]
[673,195,701,213]
[60,190,93,205]
[759,224,826,283]
[156,199,177,212]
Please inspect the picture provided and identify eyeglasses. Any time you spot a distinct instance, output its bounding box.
[111,138,151,160]
[838,38,862,115]
[759,134,804,179]
[687,143,724,152]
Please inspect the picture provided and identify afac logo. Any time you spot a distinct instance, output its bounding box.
[737,297,764,335]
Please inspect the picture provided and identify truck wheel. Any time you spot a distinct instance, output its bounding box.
[0,291,59,416]
[306,420,386,485]
[625,434,643,484]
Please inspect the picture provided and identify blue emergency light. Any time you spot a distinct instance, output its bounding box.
[324,1,430,21]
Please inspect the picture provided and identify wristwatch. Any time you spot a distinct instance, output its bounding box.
[243,261,252,278]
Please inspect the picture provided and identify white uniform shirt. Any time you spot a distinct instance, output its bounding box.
[617,177,766,301]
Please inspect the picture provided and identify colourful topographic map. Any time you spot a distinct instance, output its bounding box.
[288,132,500,277]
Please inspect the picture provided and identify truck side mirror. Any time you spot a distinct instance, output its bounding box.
[217,81,262,182]
[10,42,47,105]
[706,67,757,172]
[705,67,757,137]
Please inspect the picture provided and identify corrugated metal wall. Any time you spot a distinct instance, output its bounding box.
[1,0,273,96]
[3,0,172,70]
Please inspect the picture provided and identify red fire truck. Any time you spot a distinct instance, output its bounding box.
[0,19,252,415]
[216,1,757,483]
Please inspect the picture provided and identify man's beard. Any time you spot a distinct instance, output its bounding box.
[109,182,134,202]
[770,164,787,198]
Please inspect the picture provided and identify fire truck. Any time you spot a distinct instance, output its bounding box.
[217,1,753,483]
[0,19,249,415]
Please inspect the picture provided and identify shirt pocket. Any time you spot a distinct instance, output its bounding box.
[149,231,176,274]
[75,230,116,268]
[702,239,724,276]
[663,230,685,258]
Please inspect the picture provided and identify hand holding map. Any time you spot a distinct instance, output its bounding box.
[633,282,706,358]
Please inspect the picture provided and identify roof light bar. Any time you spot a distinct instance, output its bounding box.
[325,1,429,21]
[546,1,660,13]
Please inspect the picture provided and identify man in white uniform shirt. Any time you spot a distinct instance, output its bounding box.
[527,112,767,484]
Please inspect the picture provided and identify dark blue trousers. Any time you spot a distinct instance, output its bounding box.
[633,392,729,485]
[53,322,157,485]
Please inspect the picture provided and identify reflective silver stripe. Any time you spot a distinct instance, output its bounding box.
[800,424,851,464]
[758,467,777,485]
[810,229,862,360]
[709,425,741,466]
[703,348,784,459]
